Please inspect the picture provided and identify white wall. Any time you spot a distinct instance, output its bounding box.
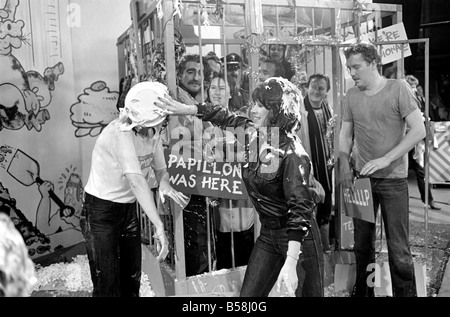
[0,0,131,259]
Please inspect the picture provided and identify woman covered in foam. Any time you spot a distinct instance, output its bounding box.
[81,81,188,297]
[157,77,324,297]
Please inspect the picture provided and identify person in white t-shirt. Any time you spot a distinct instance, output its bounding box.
[81,81,188,297]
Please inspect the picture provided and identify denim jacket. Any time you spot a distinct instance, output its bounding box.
[197,103,316,243]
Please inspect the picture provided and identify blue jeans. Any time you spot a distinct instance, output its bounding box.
[80,193,141,297]
[352,178,417,297]
[240,215,324,297]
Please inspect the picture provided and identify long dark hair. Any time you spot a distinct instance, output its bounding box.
[251,78,302,135]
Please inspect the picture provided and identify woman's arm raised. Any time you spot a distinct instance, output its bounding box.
[156,95,198,116]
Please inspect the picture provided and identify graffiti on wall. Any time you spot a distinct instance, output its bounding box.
[70,80,120,138]
[0,0,64,132]
[1,0,125,258]
[0,180,52,257]
[1,144,84,257]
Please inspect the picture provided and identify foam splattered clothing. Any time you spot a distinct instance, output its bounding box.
[196,103,315,243]
[195,103,324,297]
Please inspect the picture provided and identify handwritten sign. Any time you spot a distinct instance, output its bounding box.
[363,22,412,65]
[341,23,412,67]
[339,211,355,249]
[341,178,375,223]
[166,152,249,200]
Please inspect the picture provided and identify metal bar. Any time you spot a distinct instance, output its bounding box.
[421,20,450,28]
[330,7,339,250]
[391,6,401,81]
[312,7,317,72]
[294,5,298,35]
[180,0,401,12]
[400,44,405,79]
[276,5,280,44]
[305,45,308,75]
[206,199,212,272]
[366,13,369,34]
[230,200,236,269]
[159,0,186,282]
[355,9,361,42]
[323,46,326,73]
[222,3,228,83]
[197,2,205,103]
[423,38,430,293]
[183,38,245,45]
[196,2,211,272]
[370,39,429,45]
[248,1,260,98]
[330,7,342,250]
[130,0,144,79]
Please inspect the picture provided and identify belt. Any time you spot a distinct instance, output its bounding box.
[259,216,287,230]
[83,193,129,205]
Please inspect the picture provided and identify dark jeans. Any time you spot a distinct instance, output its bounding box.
[240,215,324,297]
[317,186,333,251]
[352,178,417,297]
[216,226,254,269]
[408,149,434,203]
[80,193,141,297]
[316,169,333,227]
[183,195,213,277]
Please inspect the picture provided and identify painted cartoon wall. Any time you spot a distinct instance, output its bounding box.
[0,0,131,259]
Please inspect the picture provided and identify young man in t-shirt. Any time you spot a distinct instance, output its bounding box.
[339,42,425,297]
